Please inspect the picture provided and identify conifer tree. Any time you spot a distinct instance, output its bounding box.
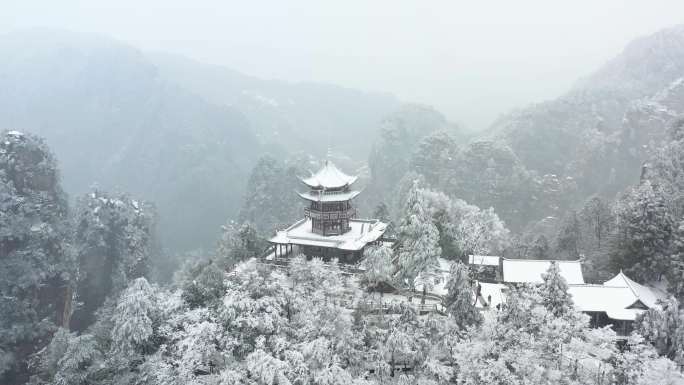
[443,262,482,328]
[362,245,395,289]
[611,181,674,281]
[216,221,262,269]
[540,261,574,317]
[395,181,441,290]
[667,219,684,302]
[110,278,157,354]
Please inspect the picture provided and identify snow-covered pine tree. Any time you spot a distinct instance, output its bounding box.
[181,260,227,308]
[395,181,441,290]
[238,155,303,235]
[611,180,674,281]
[667,219,684,302]
[540,261,574,317]
[372,202,394,236]
[443,262,482,328]
[447,197,511,260]
[110,277,158,355]
[555,210,581,258]
[216,220,262,269]
[362,245,394,290]
[636,297,684,366]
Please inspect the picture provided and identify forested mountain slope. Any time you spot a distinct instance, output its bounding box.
[362,25,684,239]
[0,29,401,251]
[0,29,259,251]
[489,24,684,199]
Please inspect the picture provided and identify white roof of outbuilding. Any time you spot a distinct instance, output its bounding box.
[269,218,387,251]
[567,271,667,321]
[603,271,664,309]
[568,285,642,321]
[502,258,585,284]
[468,255,500,266]
[301,161,358,189]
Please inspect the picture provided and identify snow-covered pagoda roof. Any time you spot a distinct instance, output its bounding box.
[301,161,358,189]
[568,271,666,321]
[297,189,361,202]
[502,258,585,284]
[468,255,500,266]
[269,218,387,251]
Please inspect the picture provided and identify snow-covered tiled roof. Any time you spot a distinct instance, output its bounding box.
[567,271,666,321]
[269,218,387,251]
[468,255,500,266]
[297,189,361,202]
[301,161,358,189]
[603,271,665,309]
[568,285,642,320]
[502,258,585,284]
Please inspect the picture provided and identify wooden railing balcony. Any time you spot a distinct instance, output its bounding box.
[309,189,351,196]
[304,207,357,220]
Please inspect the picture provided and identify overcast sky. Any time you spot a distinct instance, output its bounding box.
[2,1,684,130]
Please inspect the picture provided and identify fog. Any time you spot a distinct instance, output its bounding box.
[6,3,684,384]
[3,0,684,130]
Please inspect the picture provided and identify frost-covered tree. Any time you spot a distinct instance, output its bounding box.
[367,105,453,210]
[555,210,581,258]
[645,117,684,216]
[416,188,511,261]
[611,180,674,281]
[443,262,482,328]
[395,181,441,289]
[0,131,75,383]
[635,297,684,366]
[180,260,227,309]
[580,195,613,249]
[110,277,158,355]
[540,261,574,317]
[216,220,262,268]
[667,219,684,302]
[372,202,394,236]
[614,333,684,385]
[238,155,304,235]
[571,195,616,281]
[30,329,102,385]
[529,234,551,259]
[361,245,394,289]
[50,334,101,385]
[448,198,510,260]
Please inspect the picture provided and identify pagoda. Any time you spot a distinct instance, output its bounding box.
[269,160,389,264]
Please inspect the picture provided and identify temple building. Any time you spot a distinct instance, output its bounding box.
[467,255,667,336]
[268,160,389,264]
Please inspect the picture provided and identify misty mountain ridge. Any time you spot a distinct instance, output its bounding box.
[147,52,401,159]
[3,25,684,252]
[0,28,402,251]
[488,24,684,199]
